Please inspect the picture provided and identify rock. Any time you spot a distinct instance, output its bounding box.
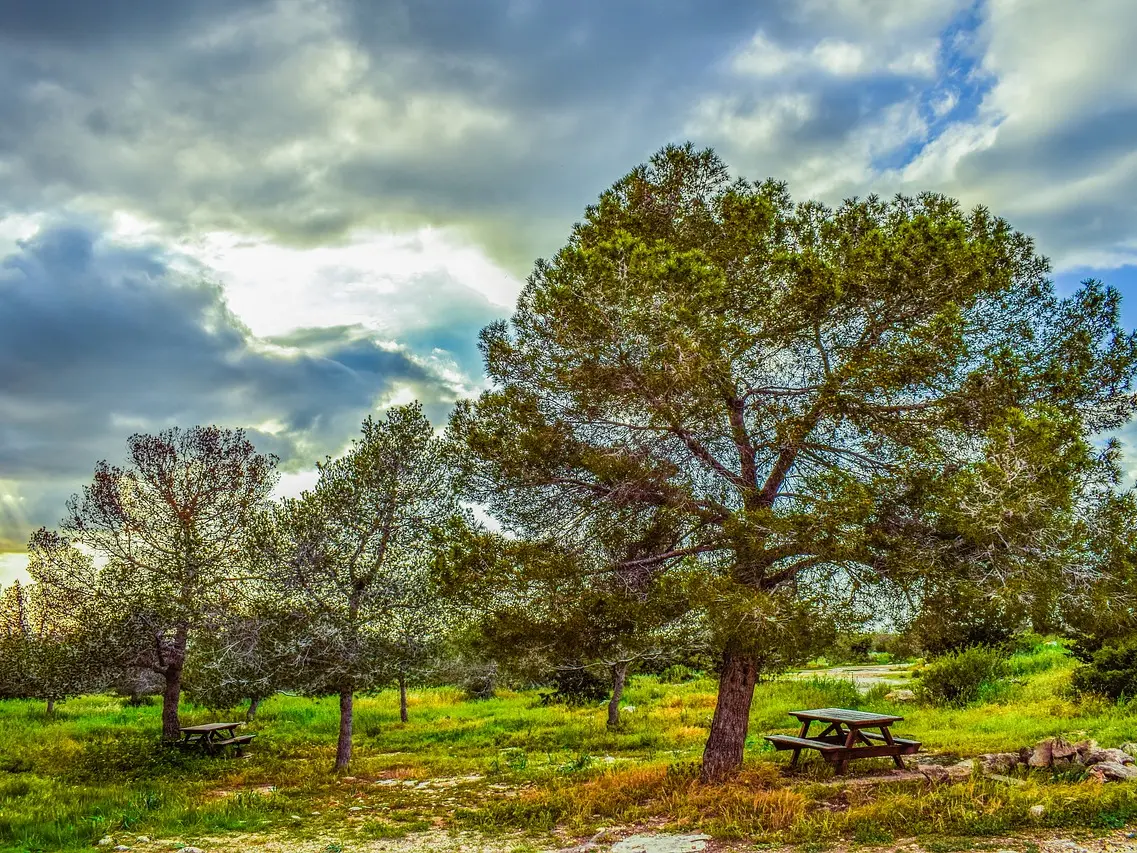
[1121,742,1137,758]
[980,752,1021,774]
[180,848,204,853]
[1074,740,1098,757]
[611,834,711,852]
[1087,761,1137,782]
[1050,738,1077,761]
[112,847,131,852]
[1030,804,1046,817]
[1083,748,1134,767]
[885,689,916,702]
[622,706,636,714]
[134,838,150,845]
[1028,741,1053,768]
[96,838,115,848]
[916,761,972,783]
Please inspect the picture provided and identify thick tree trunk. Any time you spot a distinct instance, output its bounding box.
[398,674,408,724]
[46,697,55,716]
[246,696,262,721]
[607,662,629,729]
[161,665,183,741]
[700,650,758,783]
[335,689,354,770]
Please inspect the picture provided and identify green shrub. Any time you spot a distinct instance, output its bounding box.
[915,646,1009,707]
[658,665,700,684]
[540,667,610,706]
[1071,638,1137,700]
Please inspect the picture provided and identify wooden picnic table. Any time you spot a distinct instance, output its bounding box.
[178,722,256,756]
[764,707,920,774]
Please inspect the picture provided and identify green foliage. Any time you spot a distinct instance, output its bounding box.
[453,142,1137,777]
[907,584,1022,657]
[915,647,1009,707]
[541,667,610,706]
[1071,637,1137,700]
[658,665,700,684]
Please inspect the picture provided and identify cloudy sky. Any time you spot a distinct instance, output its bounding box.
[2,0,1136,581]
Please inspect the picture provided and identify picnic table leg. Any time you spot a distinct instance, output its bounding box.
[790,719,810,767]
[879,727,905,768]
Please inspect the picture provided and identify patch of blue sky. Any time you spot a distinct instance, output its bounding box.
[871,1,994,173]
[1054,265,1137,331]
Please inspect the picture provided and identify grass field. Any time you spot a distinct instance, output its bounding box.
[2,641,1136,852]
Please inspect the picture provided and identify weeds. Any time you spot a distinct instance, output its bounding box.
[0,643,1133,850]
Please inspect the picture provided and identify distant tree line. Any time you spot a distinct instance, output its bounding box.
[3,143,1137,779]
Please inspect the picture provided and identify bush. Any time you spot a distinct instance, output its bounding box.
[915,646,1009,707]
[1071,638,1137,700]
[907,586,1021,657]
[540,667,610,706]
[658,665,700,684]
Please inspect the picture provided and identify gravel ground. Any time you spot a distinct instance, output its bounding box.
[115,828,1137,853]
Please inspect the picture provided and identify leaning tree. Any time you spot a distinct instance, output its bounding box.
[450,143,1137,781]
[28,426,278,739]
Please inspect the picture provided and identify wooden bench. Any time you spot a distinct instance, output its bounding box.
[766,735,844,754]
[858,731,921,753]
[212,734,256,756]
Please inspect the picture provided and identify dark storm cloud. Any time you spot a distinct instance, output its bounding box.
[0,0,270,43]
[0,0,784,272]
[0,221,459,550]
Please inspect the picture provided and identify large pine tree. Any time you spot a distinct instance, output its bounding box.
[451,144,1137,781]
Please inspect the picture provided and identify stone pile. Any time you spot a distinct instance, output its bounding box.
[978,738,1137,782]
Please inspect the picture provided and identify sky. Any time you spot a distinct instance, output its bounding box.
[2,0,1136,582]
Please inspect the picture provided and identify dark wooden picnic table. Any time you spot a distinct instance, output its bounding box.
[765,707,920,774]
[178,722,256,756]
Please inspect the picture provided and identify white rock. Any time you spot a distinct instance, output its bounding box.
[622,706,636,714]
[885,689,917,702]
[611,834,711,852]
[1030,804,1046,817]
[112,847,131,852]
[181,848,205,853]
[96,838,115,848]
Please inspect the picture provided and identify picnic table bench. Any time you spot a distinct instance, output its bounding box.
[765,707,920,774]
[177,722,256,757]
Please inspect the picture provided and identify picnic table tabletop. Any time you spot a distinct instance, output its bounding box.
[788,707,903,726]
[180,722,242,734]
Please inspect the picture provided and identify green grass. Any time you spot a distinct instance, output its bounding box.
[0,643,1134,851]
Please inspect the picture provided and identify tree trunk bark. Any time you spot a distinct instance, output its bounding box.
[607,661,629,729]
[700,649,758,783]
[335,688,354,770]
[161,665,183,741]
[160,624,189,741]
[46,697,55,716]
[398,674,408,724]
[246,696,262,721]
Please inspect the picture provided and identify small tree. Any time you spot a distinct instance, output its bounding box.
[0,581,99,714]
[183,606,286,720]
[262,404,464,770]
[28,426,278,739]
[450,534,706,728]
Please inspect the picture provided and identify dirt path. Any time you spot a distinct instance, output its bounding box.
[149,827,1137,853]
[782,663,913,689]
